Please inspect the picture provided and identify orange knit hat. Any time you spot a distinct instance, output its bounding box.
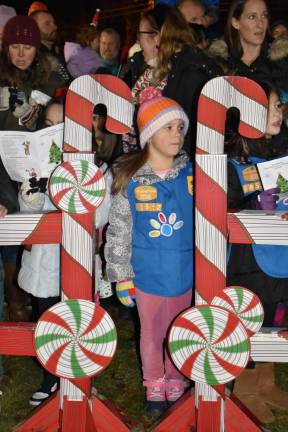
[137,97,189,148]
[28,1,48,15]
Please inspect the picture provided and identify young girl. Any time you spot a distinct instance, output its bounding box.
[226,85,288,424]
[105,96,193,415]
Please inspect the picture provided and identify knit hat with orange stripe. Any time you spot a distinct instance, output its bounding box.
[137,97,189,148]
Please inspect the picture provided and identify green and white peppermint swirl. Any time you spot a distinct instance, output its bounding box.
[34,300,117,378]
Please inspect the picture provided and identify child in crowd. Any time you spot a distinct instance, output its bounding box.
[105,97,193,415]
[226,84,288,424]
[18,99,64,405]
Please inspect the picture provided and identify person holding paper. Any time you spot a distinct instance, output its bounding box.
[226,84,288,424]
[0,15,69,322]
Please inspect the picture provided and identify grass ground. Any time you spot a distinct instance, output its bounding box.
[0,305,288,432]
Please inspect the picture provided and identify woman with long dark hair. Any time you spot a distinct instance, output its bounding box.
[225,0,271,81]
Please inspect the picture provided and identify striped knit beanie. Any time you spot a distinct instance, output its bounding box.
[137,97,189,148]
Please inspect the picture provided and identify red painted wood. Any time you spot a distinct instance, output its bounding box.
[23,212,62,245]
[197,397,221,432]
[153,391,196,432]
[91,395,131,432]
[62,397,93,432]
[228,214,254,244]
[0,322,35,356]
[17,392,60,431]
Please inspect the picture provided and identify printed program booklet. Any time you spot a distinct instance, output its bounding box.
[0,123,63,182]
[257,156,288,205]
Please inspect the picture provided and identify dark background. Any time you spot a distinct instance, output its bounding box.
[1,0,287,43]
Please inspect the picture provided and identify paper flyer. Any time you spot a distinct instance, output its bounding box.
[257,156,288,204]
[0,123,63,182]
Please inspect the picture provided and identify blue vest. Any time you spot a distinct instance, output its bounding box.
[229,157,288,278]
[126,163,193,296]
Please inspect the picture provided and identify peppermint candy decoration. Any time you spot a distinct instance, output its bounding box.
[168,305,250,385]
[34,300,117,379]
[49,160,105,213]
[212,286,264,336]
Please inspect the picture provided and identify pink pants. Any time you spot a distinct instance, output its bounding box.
[135,288,192,381]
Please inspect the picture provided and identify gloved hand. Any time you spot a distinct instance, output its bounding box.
[256,187,280,211]
[9,88,40,129]
[20,178,45,210]
[116,280,136,308]
[0,87,10,111]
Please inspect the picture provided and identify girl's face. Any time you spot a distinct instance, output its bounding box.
[232,0,269,49]
[148,119,185,161]
[266,91,283,137]
[8,44,37,70]
[138,18,160,62]
[44,104,63,126]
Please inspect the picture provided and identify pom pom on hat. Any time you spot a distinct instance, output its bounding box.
[2,15,41,49]
[137,97,189,148]
[28,1,48,15]
[0,5,16,28]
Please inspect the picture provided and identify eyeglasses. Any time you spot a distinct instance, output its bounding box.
[137,31,158,36]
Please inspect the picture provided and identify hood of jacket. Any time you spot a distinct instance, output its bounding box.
[168,45,223,78]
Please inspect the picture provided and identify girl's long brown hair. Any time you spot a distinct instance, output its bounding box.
[153,7,196,83]
[112,146,149,195]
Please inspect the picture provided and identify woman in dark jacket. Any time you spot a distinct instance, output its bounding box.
[0,15,68,322]
[225,0,271,82]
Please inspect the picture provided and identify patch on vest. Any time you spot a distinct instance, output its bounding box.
[242,166,259,182]
[187,176,193,195]
[134,185,157,201]
[149,212,184,238]
[136,203,162,212]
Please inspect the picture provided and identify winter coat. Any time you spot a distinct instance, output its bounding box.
[268,37,288,94]
[227,43,272,83]
[162,45,223,156]
[120,50,148,89]
[0,55,68,132]
[65,43,103,78]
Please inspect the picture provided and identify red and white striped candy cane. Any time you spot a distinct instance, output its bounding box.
[52,75,132,421]
[64,74,132,152]
[195,76,268,431]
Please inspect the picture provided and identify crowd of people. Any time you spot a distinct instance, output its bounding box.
[0,0,288,425]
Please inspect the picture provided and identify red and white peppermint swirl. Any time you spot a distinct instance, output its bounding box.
[212,286,264,336]
[168,305,250,385]
[34,300,117,379]
[49,160,105,214]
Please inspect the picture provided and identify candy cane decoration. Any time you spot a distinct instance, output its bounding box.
[195,76,268,305]
[194,77,268,431]
[53,75,133,427]
[64,74,132,152]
